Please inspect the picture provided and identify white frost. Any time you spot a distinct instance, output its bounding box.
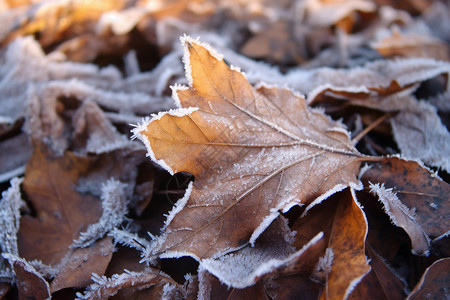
[369,182,430,255]
[72,178,128,248]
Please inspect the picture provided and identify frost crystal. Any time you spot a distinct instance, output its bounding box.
[0,177,25,255]
[72,178,128,248]
[108,228,151,252]
[76,269,176,300]
[369,182,430,255]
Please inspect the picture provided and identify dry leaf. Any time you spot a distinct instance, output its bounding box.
[391,99,450,173]
[320,189,370,299]
[372,27,450,61]
[76,268,180,300]
[0,0,127,47]
[361,157,450,242]
[50,237,114,293]
[3,254,51,300]
[292,188,370,299]
[348,245,407,300]
[200,218,323,289]
[18,145,102,264]
[406,258,450,300]
[133,36,364,262]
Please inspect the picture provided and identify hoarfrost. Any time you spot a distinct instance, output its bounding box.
[2,254,51,299]
[108,228,151,252]
[201,229,324,289]
[72,179,128,248]
[391,99,450,173]
[76,269,177,300]
[312,247,334,283]
[0,178,25,281]
[369,182,430,255]
[0,177,25,256]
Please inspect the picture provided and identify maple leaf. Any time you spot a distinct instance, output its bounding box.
[132,36,366,262]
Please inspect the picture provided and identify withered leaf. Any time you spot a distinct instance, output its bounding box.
[320,189,370,299]
[292,189,370,300]
[371,27,450,61]
[348,245,407,300]
[76,268,179,300]
[361,157,450,248]
[407,258,450,300]
[133,36,364,261]
[18,145,102,264]
[50,237,114,293]
[3,255,51,300]
[16,144,118,293]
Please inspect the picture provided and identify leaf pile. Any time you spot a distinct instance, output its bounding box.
[0,0,449,299]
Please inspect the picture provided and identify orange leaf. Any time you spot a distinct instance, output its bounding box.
[133,37,364,261]
[292,189,370,299]
[319,189,370,300]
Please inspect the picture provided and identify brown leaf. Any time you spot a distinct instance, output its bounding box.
[200,217,324,288]
[292,189,370,300]
[407,258,450,300]
[371,27,450,61]
[348,245,407,300]
[18,145,103,265]
[50,237,114,292]
[0,0,127,47]
[4,255,51,300]
[361,157,450,242]
[76,268,180,300]
[133,36,363,261]
[240,21,304,65]
[319,189,370,300]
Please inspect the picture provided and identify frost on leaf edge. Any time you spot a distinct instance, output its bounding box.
[143,182,198,262]
[130,107,199,175]
[180,35,224,87]
[201,232,324,289]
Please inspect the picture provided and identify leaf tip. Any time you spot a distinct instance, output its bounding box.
[180,35,224,87]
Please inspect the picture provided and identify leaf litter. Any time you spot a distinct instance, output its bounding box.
[0,0,449,299]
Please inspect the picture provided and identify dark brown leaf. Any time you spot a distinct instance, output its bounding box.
[361,157,450,242]
[407,258,450,300]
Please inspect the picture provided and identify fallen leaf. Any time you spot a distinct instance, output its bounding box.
[200,217,323,288]
[76,268,180,300]
[391,99,450,173]
[50,237,114,293]
[348,244,407,300]
[291,188,370,299]
[132,36,364,261]
[17,145,102,264]
[371,27,450,61]
[319,189,370,299]
[0,0,127,47]
[240,21,304,65]
[361,157,450,242]
[3,254,51,300]
[406,258,450,300]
